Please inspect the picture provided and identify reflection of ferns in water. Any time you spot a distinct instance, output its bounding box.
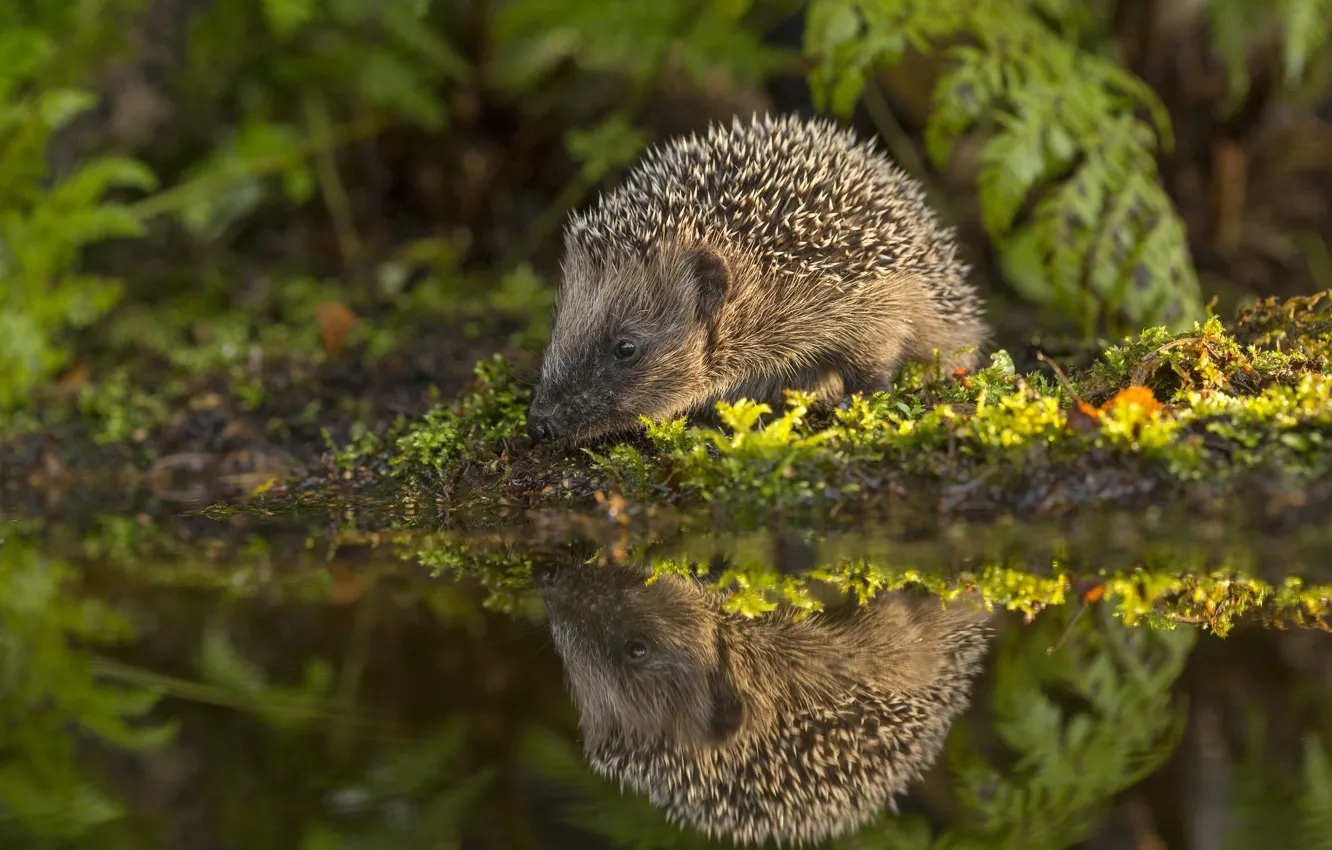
[1303,738,1332,850]
[832,602,1197,850]
[1222,708,1332,850]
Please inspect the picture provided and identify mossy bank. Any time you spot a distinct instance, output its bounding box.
[256,291,1332,530]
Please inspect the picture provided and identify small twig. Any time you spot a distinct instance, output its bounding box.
[1035,350,1086,406]
[862,79,953,224]
[1129,337,1204,387]
[130,115,392,222]
[1046,580,1107,655]
[304,91,365,280]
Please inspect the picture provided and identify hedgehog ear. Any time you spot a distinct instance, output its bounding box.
[706,668,746,743]
[688,248,729,327]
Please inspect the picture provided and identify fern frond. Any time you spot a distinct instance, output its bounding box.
[1209,0,1332,105]
[805,0,1204,338]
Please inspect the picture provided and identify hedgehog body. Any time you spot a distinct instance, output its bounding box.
[527,112,988,444]
[534,563,994,846]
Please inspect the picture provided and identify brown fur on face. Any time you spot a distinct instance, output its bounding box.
[535,562,739,749]
[527,245,728,445]
[534,561,995,846]
[529,238,985,446]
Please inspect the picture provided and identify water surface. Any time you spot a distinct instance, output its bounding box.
[3,486,1331,850]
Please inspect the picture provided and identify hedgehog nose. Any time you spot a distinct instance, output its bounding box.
[531,560,563,588]
[527,416,556,443]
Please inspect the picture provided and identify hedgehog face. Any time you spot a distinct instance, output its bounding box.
[535,565,746,750]
[527,246,729,445]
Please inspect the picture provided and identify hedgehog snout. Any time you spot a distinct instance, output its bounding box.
[528,385,608,443]
[526,394,563,442]
[527,415,556,443]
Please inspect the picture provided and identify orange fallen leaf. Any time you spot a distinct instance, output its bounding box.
[327,563,365,604]
[314,300,358,358]
[1101,385,1163,415]
[1081,584,1107,605]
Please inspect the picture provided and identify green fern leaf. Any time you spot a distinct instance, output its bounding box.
[925,44,1006,170]
[975,83,1074,243]
[1279,0,1332,85]
[804,0,1203,337]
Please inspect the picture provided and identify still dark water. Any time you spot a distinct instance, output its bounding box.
[3,491,1332,850]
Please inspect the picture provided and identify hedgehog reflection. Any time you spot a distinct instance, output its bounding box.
[534,562,993,846]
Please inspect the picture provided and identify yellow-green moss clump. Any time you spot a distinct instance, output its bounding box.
[292,291,1332,528]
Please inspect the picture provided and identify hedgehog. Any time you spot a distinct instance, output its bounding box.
[532,561,994,846]
[526,112,988,445]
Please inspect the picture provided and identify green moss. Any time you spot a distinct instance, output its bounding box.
[390,354,530,476]
[73,367,173,445]
[1078,305,1329,404]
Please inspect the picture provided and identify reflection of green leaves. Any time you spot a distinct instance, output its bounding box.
[832,815,935,850]
[947,608,1193,847]
[197,618,337,730]
[320,718,495,850]
[1302,737,1332,850]
[1221,706,1332,850]
[0,542,176,839]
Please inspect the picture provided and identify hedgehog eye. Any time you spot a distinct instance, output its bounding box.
[624,639,649,661]
[613,340,638,361]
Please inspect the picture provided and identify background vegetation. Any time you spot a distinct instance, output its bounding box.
[4,0,1332,469]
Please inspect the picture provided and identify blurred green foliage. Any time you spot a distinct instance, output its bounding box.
[1208,0,1332,113]
[0,10,158,411]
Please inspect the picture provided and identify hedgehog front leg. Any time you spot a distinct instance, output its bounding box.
[837,359,903,404]
[723,365,847,410]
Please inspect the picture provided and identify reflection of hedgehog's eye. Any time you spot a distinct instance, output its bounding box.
[624,639,649,661]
